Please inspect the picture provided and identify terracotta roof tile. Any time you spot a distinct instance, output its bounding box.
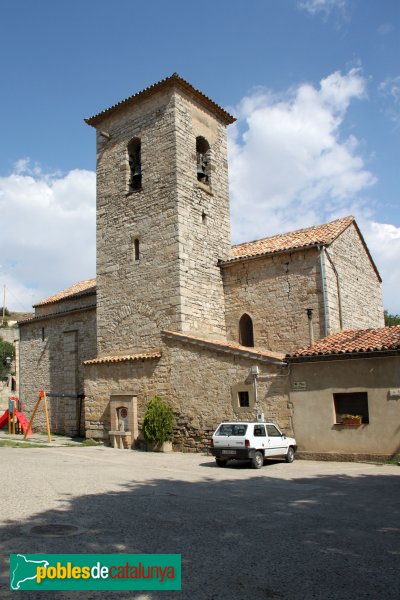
[34,279,96,307]
[228,216,354,262]
[85,73,235,127]
[162,330,286,363]
[287,326,400,359]
[84,352,161,365]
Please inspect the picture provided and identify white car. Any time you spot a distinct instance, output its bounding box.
[210,421,297,468]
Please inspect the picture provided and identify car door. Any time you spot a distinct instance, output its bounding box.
[265,424,288,457]
[252,424,267,451]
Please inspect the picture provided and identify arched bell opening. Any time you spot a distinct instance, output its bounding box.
[128,137,142,191]
[196,136,210,184]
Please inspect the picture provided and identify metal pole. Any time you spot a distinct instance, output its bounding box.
[2,285,5,325]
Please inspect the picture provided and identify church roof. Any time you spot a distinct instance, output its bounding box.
[286,325,400,361]
[34,278,96,308]
[85,73,236,127]
[162,330,286,364]
[223,215,381,281]
[84,352,162,365]
[229,216,355,261]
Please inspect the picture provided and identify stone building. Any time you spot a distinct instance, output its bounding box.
[18,74,384,448]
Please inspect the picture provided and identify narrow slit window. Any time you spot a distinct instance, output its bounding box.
[134,238,140,261]
[128,138,142,191]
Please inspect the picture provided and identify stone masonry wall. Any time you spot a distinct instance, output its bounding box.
[174,90,231,339]
[95,90,182,355]
[19,305,96,435]
[222,248,323,353]
[94,85,232,356]
[323,223,384,332]
[84,338,291,451]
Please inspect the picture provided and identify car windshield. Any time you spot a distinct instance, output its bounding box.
[216,424,248,436]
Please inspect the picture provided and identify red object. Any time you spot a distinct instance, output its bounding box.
[0,409,32,436]
[0,410,8,429]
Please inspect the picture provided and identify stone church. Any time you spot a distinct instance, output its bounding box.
[18,74,384,449]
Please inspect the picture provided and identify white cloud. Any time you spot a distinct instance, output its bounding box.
[298,0,348,20]
[229,68,374,240]
[0,161,96,311]
[377,23,394,36]
[379,76,400,126]
[228,68,399,313]
[361,221,400,314]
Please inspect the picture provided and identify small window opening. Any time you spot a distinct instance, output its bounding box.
[41,327,45,342]
[239,313,254,347]
[128,138,142,191]
[202,211,207,224]
[334,392,369,424]
[134,238,140,261]
[196,136,210,184]
[238,391,250,408]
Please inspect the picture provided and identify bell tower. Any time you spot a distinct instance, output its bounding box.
[85,74,235,356]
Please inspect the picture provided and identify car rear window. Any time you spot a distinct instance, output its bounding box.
[216,424,248,436]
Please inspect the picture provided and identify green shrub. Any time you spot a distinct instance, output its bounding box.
[0,337,15,378]
[142,396,174,443]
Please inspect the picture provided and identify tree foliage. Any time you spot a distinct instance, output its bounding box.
[0,337,15,378]
[384,310,400,326]
[142,396,174,443]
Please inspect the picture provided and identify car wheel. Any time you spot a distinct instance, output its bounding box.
[251,451,264,469]
[286,446,295,463]
[216,458,228,467]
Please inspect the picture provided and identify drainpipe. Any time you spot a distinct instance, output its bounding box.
[324,247,344,331]
[306,308,314,345]
[318,246,329,337]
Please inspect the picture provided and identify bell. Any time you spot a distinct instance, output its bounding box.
[131,165,141,177]
[197,160,207,180]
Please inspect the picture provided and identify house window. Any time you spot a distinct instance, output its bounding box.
[196,136,210,184]
[128,138,142,191]
[238,391,250,407]
[231,384,254,412]
[333,392,369,424]
[134,238,140,261]
[239,313,254,347]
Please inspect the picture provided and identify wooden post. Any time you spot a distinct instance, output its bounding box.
[42,391,51,443]
[24,390,52,442]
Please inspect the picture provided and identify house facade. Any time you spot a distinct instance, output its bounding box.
[287,326,400,461]
[18,74,385,451]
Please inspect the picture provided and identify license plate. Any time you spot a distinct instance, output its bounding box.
[222,450,236,455]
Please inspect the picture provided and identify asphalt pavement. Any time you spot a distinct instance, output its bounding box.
[1,446,399,600]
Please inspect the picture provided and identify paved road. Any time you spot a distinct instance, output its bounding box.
[1,447,399,599]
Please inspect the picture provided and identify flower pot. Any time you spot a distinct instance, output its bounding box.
[342,417,362,425]
[146,440,173,453]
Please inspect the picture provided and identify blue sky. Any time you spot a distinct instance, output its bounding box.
[1,0,399,313]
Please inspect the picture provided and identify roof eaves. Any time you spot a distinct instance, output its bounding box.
[287,349,400,363]
[18,303,97,325]
[85,73,236,127]
[220,243,321,267]
[84,352,162,365]
[34,287,97,308]
[161,330,286,365]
